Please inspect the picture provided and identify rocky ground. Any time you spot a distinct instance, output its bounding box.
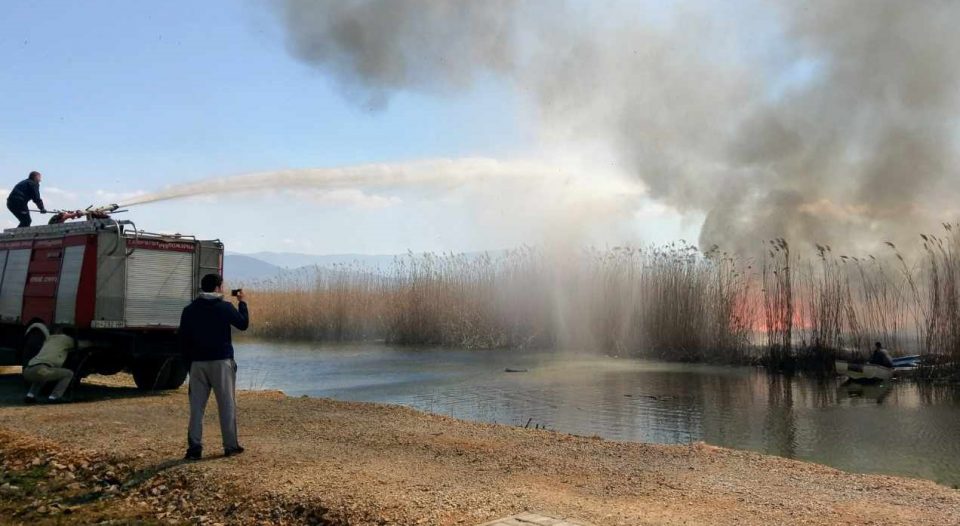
[0,368,958,525]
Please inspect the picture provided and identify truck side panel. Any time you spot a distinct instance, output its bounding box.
[74,235,98,328]
[125,248,194,327]
[54,242,86,325]
[94,231,126,323]
[0,247,31,322]
[22,239,65,325]
[197,240,222,291]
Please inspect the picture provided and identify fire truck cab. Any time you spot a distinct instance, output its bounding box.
[0,218,223,390]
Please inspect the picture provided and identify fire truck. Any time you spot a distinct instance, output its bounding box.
[0,206,223,390]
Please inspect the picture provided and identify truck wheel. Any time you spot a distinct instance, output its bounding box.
[132,359,162,390]
[159,359,188,390]
[132,357,188,390]
[84,350,126,376]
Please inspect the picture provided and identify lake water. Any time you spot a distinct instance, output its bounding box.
[235,341,960,488]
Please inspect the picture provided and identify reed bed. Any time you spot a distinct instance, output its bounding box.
[759,226,960,378]
[246,243,755,361]
[246,227,960,379]
[252,266,389,342]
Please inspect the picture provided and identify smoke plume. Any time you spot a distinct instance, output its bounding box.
[271,0,960,255]
[278,0,521,108]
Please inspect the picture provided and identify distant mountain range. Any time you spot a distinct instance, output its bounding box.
[223,250,508,284]
[222,254,285,282]
[222,251,397,284]
[243,251,400,270]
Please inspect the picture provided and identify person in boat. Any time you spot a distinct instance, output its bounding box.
[7,171,46,227]
[869,342,894,368]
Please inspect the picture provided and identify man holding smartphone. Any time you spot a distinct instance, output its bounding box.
[179,273,249,460]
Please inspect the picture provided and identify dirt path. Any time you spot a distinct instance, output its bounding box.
[0,369,958,525]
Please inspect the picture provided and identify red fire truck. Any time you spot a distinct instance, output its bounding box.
[0,210,223,390]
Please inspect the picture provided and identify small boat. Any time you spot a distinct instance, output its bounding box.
[891,354,921,367]
[893,364,919,377]
[835,360,894,382]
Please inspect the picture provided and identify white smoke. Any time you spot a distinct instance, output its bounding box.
[268,0,960,255]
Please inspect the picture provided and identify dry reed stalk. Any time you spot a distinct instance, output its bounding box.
[241,231,960,380]
[244,244,753,358]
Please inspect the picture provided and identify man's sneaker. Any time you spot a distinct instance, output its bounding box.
[184,447,202,461]
[23,395,36,405]
[224,446,245,457]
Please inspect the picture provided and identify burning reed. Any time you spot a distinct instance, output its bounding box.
[759,227,960,378]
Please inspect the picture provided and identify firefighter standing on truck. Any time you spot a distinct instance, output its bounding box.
[7,171,46,228]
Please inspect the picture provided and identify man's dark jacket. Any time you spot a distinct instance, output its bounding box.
[7,178,44,211]
[869,348,894,368]
[179,295,249,363]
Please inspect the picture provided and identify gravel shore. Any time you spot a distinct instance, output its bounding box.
[0,370,957,525]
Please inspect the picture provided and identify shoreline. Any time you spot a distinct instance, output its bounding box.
[1,373,958,525]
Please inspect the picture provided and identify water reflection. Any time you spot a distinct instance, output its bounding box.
[236,342,960,487]
[763,375,797,458]
[837,382,892,404]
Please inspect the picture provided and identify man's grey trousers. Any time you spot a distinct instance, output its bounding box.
[23,364,73,399]
[188,359,239,451]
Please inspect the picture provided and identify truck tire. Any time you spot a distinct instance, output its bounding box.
[160,359,189,390]
[132,357,188,390]
[83,350,126,376]
[131,359,162,390]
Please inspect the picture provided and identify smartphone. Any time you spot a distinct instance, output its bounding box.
[231,288,242,297]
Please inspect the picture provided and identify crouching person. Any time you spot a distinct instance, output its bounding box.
[23,328,90,404]
[180,273,249,460]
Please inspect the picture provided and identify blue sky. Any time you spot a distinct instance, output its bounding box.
[0,1,696,254]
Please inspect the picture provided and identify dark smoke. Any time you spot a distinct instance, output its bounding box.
[700,2,960,254]
[271,0,960,255]
[278,0,522,109]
